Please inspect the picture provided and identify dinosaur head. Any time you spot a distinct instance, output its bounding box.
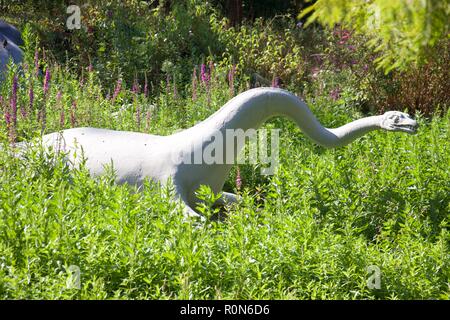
[380,111,418,134]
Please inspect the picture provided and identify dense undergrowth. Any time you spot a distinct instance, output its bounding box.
[0,1,449,299]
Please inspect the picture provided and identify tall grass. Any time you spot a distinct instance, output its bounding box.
[0,48,448,299]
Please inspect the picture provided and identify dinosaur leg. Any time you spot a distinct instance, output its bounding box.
[215,191,239,206]
[182,201,204,219]
[173,186,206,220]
[207,192,239,221]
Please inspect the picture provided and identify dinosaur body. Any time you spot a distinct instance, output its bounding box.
[40,88,418,216]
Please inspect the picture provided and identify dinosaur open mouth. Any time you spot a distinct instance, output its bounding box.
[398,124,418,133]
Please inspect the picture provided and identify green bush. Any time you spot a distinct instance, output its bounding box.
[1,96,448,299]
[211,15,307,89]
[0,0,448,300]
[301,0,450,73]
[303,26,449,115]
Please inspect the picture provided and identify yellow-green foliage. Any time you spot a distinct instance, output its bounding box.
[211,15,306,87]
[0,44,449,299]
[301,0,450,72]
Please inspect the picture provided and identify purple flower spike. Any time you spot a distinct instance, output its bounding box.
[20,105,27,119]
[4,106,11,123]
[132,78,140,95]
[70,100,77,127]
[10,96,17,127]
[60,108,65,128]
[56,90,62,103]
[4,108,11,135]
[29,85,34,110]
[10,75,18,126]
[111,78,122,102]
[200,63,209,84]
[271,76,280,88]
[12,74,18,95]
[236,166,242,191]
[330,88,341,101]
[136,105,141,129]
[43,68,51,96]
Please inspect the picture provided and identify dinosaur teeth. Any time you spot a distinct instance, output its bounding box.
[404,125,417,131]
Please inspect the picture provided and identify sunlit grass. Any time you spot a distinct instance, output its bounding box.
[0,49,448,299]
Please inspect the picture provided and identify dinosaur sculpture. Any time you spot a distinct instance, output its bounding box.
[40,88,418,216]
[0,20,24,46]
[0,20,23,82]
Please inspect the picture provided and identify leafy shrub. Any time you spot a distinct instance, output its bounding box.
[0,0,448,300]
[3,0,223,94]
[372,39,450,116]
[301,0,450,73]
[305,26,449,115]
[0,95,448,299]
[212,15,307,89]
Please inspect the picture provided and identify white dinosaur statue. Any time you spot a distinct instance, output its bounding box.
[39,87,418,216]
[0,20,23,82]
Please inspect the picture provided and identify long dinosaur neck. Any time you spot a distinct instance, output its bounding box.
[193,87,381,148]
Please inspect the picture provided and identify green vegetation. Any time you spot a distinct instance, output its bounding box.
[0,1,448,299]
[301,0,450,72]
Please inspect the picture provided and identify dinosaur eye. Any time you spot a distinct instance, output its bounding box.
[394,117,399,123]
